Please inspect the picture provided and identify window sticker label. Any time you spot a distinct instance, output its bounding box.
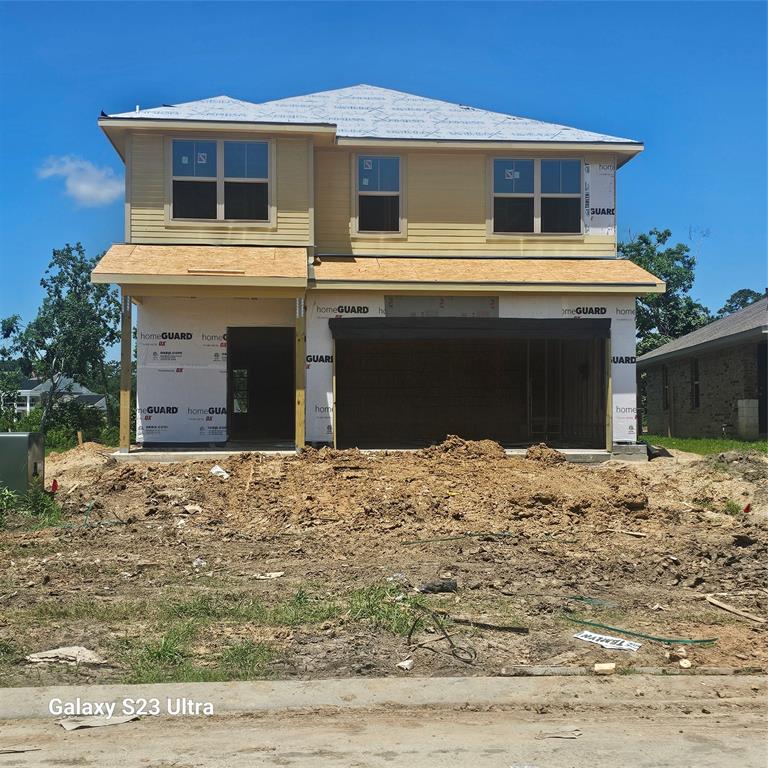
[504,169,519,180]
[197,153,208,164]
[363,159,373,170]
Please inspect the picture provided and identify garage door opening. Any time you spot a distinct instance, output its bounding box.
[331,318,608,450]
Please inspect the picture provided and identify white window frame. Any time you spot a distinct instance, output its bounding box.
[164,136,276,228]
[488,157,583,237]
[352,153,407,238]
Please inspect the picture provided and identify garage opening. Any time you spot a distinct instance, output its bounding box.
[227,327,295,443]
[331,318,608,449]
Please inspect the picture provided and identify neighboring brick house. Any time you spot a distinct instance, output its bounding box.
[638,298,767,440]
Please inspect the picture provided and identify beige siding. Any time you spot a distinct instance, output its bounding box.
[129,134,311,245]
[315,149,615,257]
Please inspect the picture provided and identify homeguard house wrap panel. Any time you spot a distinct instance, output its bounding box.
[136,297,294,443]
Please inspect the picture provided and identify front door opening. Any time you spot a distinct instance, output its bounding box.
[227,326,294,443]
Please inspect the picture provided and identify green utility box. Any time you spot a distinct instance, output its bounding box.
[0,432,45,495]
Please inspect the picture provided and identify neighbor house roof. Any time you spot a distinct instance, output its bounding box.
[101,84,641,146]
[91,244,308,290]
[312,256,664,294]
[638,297,768,366]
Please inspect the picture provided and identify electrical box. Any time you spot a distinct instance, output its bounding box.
[0,432,45,495]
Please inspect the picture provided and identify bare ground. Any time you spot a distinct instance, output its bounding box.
[1,437,766,686]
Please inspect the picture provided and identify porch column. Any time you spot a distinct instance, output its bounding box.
[119,290,132,453]
[25,395,31,414]
[295,297,306,452]
[605,336,613,452]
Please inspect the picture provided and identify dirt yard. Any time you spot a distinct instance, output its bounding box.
[1,438,766,686]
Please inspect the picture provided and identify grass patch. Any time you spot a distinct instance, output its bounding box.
[348,584,426,636]
[161,588,342,626]
[29,598,148,623]
[118,623,276,684]
[644,435,768,456]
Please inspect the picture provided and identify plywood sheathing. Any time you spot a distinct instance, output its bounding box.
[92,244,308,284]
[313,256,664,291]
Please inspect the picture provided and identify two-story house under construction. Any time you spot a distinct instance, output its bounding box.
[92,85,664,455]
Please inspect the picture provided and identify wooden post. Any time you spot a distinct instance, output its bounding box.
[605,336,613,452]
[119,291,132,453]
[294,298,306,453]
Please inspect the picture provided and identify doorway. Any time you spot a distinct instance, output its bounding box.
[227,327,294,443]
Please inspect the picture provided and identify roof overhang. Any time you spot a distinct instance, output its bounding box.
[311,256,665,295]
[99,118,338,160]
[638,327,768,367]
[335,137,644,166]
[91,244,308,292]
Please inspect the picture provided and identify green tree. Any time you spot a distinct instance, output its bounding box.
[0,362,23,431]
[0,243,120,431]
[619,228,711,355]
[716,288,764,318]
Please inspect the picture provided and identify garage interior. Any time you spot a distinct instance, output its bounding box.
[331,318,609,449]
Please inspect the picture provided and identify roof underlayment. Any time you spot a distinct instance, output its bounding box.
[105,84,639,144]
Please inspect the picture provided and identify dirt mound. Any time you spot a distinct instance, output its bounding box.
[417,435,506,460]
[46,442,116,482]
[525,443,567,466]
[712,451,768,483]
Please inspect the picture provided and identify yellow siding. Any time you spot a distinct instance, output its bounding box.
[129,134,311,245]
[315,149,615,257]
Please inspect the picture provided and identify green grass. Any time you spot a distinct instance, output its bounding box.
[644,435,768,456]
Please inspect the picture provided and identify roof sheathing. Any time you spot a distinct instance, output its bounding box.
[103,84,641,145]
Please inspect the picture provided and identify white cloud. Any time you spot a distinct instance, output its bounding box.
[38,155,123,207]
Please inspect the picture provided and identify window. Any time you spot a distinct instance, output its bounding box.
[171,139,270,222]
[541,159,581,233]
[357,156,400,232]
[492,158,582,234]
[662,365,669,411]
[492,159,534,233]
[172,140,217,219]
[690,358,700,409]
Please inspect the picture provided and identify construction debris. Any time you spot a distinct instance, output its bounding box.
[56,715,138,731]
[396,659,414,671]
[593,662,616,675]
[704,594,767,624]
[25,647,107,666]
[210,465,230,480]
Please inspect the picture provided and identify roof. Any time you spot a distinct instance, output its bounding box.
[638,297,768,365]
[312,256,664,294]
[103,84,640,145]
[91,245,308,289]
[19,377,96,396]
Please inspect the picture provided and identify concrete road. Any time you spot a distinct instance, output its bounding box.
[0,675,765,767]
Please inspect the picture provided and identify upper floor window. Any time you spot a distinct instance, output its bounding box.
[541,159,581,233]
[492,159,534,233]
[492,158,582,234]
[171,139,270,222]
[357,155,400,233]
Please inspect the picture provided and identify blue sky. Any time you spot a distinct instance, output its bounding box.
[0,0,766,324]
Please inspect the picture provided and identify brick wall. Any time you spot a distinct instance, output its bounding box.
[643,342,760,438]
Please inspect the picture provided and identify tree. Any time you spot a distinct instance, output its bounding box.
[716,288,764,318]
[0,243,120,431]
[619,228,711,355]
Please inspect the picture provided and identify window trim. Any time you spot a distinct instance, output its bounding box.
[164,136,276,229]
[352,153,407,238]
[487,157,584,237]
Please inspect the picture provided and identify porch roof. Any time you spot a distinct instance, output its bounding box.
[311,256,665,294]
[91,244,308,288]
